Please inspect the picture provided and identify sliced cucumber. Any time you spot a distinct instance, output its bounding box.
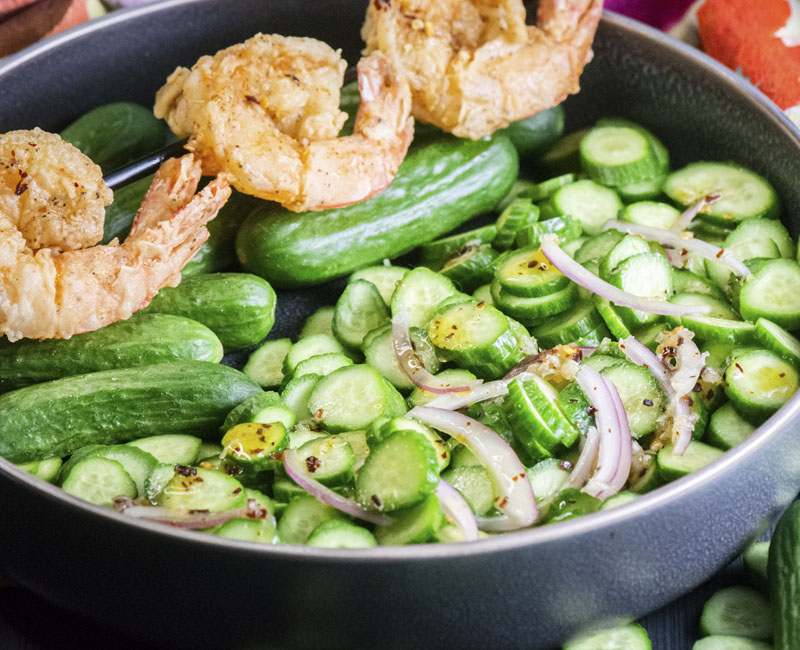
[243,338,292,389]
[298,307,335,339]
[221,422,287,473]
[281,373,321,422]
[391,267,460,329]
[440,244,499,293]
[491,278,577,325]
[158,467,246,512]
[563,623,652,650]
[292,352,353,379]
[493,197,540,251]
[600,360,668,437]
[724,349,799,423]
[754,318,800,368]
[726,217,795,259]
[294,435,356,488]
[277,494,343,545]
[355,430,440,512]
[692,637,772,650]
[531,300,603,348]
[127,434,202,466]
[363,323,440,392]
[740,259,800,330]
[332,279,390,349]
[574,229,625,264]
[349,266,408,306]
[418,225,498,269]
[441,465,494,515]
[599,234,651,278]
[374,493,445,546]
[495,246,570,298]
[515,214,582,249]
[283,334,348,376]
[707,402,757,450]
[621,201,680,230]
[215,517,278,544]
[307,519,377,548]
[407,368,479,408]
[61,457,137,506]
[699,585,773,640]
[580,124,661,186]
[657,441,724,481]
[551,179,623,235]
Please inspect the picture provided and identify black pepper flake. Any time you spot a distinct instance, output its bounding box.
[232,487,242,495]
[175,465,197,477]
[735,362,744,373]
[371,494,382,508]
[245,94,259,104]
[305,456,322,473]
[643,399,653,407]
[692,383,702,393]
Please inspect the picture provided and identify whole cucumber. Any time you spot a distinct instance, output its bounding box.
[60,102,168,173]
[145,273,276,351]
[0,313,223,393]
[0,361,261,463]
[498,105,565,159]
[236,134,518,288]
[769,500,800,649]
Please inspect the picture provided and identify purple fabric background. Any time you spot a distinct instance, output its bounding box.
[603,0,697,31]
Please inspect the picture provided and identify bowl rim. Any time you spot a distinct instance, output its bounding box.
[1,1,799,563]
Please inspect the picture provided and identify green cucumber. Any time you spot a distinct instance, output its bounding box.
[146,273,276,351]
[60,102,168,173]
[498,104,564,158]
[0,313,223,393]
[769,500,800,649]
[61,457,137,507]
[0,361,261,463]
[158,466,247,512]
[102,174,152,244]
[700,585,773,640]
[236,134,518,288]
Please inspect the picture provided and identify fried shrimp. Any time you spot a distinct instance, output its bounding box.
[154,33,414,212]
[0,130,231,341]
[362,0,603,140]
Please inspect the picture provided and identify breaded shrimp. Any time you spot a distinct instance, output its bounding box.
[362,0,603,140]
[0,130,231,341]
[154,33,413,212]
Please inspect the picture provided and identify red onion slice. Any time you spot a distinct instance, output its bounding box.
[408,406,537,530]
[118,499,268,530]
[435,479,479,542]
[392,310,482,394]
[605,376,633,492]
[567,425,600,490]
[669,193,722,233]
[618,335,696,455]
[603,219,751,277]
[425,378,514,411]
[575,367,629,500]
[541,235,711,317]
[284,449,392,526]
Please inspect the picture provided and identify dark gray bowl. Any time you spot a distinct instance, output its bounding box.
[1,2,799,649]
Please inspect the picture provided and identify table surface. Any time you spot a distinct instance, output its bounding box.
[0,555,750,650]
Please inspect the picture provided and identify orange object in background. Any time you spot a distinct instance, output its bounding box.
[698,0,800,110]
[0,0,88,57]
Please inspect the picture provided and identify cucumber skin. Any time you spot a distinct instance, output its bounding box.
[236,134,519,288]
[769,500,800,650]
[0,313,223,393]
[0,361,261,463]
[145,273,276,351]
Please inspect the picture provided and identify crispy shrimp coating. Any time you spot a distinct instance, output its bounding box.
[0,130,230,341]
[154,33,413,212]
[362,0,603,140]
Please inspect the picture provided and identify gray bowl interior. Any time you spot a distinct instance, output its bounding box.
[0,2,799,649]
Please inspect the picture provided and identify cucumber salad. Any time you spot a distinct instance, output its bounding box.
[3,101,800,549]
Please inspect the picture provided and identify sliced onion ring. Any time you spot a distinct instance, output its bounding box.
[435,479,479,542]
[408,406,537,530]
[669,193,722,234]
[567,425,600,490]
[425,377,514,411]
[575,367,630,500]
[117,498,267,530]
[603,219,751,277]
[541,234,711,317]
[392,310,482,394]
[284,449,391,526]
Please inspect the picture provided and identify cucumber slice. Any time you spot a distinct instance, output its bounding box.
[363,323,440,392]
[440,244,499,292]
[551,179,624,235]
[600,490,639,510]
[349,266,408,306]
[669,292,739,320]
[574,228,625,264]
[16,457,62,484]
[418,225,498,269]
[283,334,348,376]
[629,459,663,494]
[754,318,800,368]
[294,435,356,487]
[599,234,652,278]
[355,430,440,512]
[740,259,800,330]
[592,295,632,339]
[292,352,353,379]
[664,162,779,226]
[281,373,321,422]
[371,416,450,471]
[537,128,589,176]
[558,382,594,437]
[307,519,377,548]
[563,623,651,650]
[600,361,668,437]
[621,201,680,230]
[332,279,390,349]
[143,463,176,503]
[515,214,582,250]
[726,217,795,259]
[493,197,540,251]
[94,445,157,497]
[61,457,137,506]
[391,267,460,329]
[127,434,202,466]
[504,375,580,457]
[699,585,773,640]
[580,124,660,186]
[742,540,770,594]
[692,637,772,650]
[428,300,525,379]
[541,487,601,524]
[158,467,247,512]
[494,178,537,214]
[221,391,295,432]
[523,173,577,203]
[707,402,757,450]
[526,457,571,514]
[243,338,292,389]
[308,365,404,432]
[499,104,564,158]
[441,465,494,515]
[531,300,603,348]
[277,494,343,545]
[657,441,724,481]
[677,314,756,346]
[215,517,278,544]
[495,246,570,298]
[406,368,478,408]
[673,269,726,299]
[609,252,674,328]
[374,493,445,545]
[471,283,494,305]
[298,307,335,339]
[724,349,799,422]
[491,278,577,325]
[221,422,288,473]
